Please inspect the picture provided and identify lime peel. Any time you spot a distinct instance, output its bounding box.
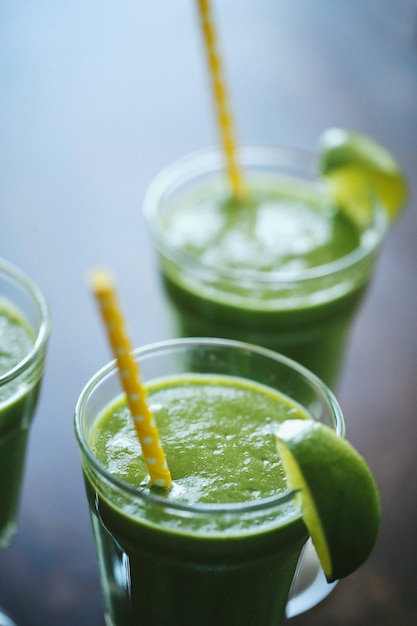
[317,127,409,224]
[275,419,381,583]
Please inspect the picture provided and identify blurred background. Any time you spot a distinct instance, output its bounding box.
[0,1,416,624]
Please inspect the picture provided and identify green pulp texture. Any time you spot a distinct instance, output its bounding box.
[158,182,371,388]
[90,374,309,505]
[163,186,360,274]
[0,307,34,400]
[84,374,310,625]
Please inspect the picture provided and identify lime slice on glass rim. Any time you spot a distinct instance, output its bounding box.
[317,127,409,225]
[275,419,381,583]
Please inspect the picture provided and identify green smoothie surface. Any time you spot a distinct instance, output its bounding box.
[162,181,361,274]
[90,375,310,505]
[0,306,34,402]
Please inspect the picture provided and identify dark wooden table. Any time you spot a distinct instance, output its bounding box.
[0,2,416,624]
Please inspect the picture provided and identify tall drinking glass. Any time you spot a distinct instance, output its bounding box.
[143,146,387,615]
[0,259,51,625]
[74,337,344,626]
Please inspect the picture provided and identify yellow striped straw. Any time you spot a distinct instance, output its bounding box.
[197,0,246,198]
[88,268,172,488]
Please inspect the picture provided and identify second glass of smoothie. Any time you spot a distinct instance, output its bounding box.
[144,144,387,390]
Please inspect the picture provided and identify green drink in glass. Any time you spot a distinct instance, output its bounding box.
[0,259,51,548]
[0,258,51,626]
[75,338,345,626]
[144,144,387,390]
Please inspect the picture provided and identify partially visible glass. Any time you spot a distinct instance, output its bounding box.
[74,337,345,626]
[0,259,51,626]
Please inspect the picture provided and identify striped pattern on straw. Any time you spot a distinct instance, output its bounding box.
[197,0,246,198]
[88,268,172,488]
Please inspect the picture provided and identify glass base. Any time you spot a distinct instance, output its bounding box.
[0,608,17,626]
[286,539,337,618]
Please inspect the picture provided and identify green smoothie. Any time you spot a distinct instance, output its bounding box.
[144,147,386,387]
[0,306,39,546]
[83,374,310,626]
[0,260,50,549]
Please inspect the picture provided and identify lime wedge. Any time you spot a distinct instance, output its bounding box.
[275,419,381,583]
[318,127,409,224]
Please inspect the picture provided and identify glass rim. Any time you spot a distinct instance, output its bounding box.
[0,257,51,385]
[143,144,388,285]
[74,336,345,516]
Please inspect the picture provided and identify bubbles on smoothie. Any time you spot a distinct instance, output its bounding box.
[104,429,143,479]
[94,375,306,504]
[162,185,358,274]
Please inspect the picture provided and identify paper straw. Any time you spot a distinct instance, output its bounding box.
[88,268,172,488]
[197,0,246,198]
